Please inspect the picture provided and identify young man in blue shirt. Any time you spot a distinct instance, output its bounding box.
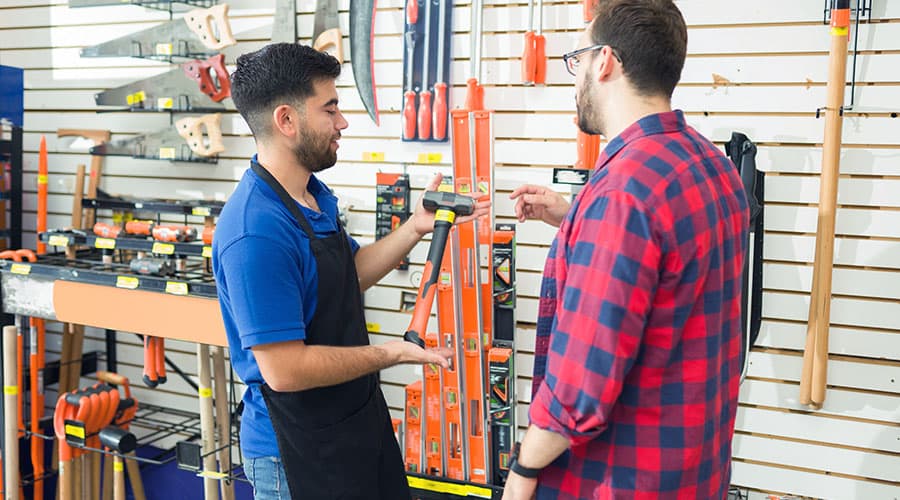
[213,44,487,500]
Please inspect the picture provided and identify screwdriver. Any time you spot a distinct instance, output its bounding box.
[417,0,433,140]
[406,0,418,24]
[403,29,418,140]
[433,0,449,140]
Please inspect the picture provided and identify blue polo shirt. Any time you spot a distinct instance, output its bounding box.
[212,163,359,458]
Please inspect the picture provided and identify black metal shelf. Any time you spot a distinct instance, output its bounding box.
[68,0,215,10]
[41,231,211,259]
[83,197,224,217]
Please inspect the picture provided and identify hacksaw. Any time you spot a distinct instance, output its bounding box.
[95,54,229,112]
[80,4,235,59]
[91,113,224,161]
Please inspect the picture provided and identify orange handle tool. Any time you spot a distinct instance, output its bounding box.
[403,90,418,140]
[418,90,433,140]
[142,337,158,388]
[433,82,448,140]
[534,33,547,84]
[406,0,418,24]
[37,136,48,254]
[522,31,535,84]
[465,78,484,112]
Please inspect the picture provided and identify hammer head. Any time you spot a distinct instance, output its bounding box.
[422,191,475,216]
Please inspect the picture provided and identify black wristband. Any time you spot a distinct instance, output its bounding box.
[509,456,541,479]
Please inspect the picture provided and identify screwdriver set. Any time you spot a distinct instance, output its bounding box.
[402,0,454,142]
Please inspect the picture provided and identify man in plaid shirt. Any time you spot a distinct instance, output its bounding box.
[503,1,749,499]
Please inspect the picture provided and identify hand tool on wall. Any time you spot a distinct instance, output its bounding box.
[402,192,475,348]
[801,0,851,409]
[489,224,516,486]
[271,0,297,43]
[313,0,343,64]
[575,128,602,170]
[94,55,229,112]
[96,370,144,500]
[404,380,423,473]
[53,394,76,500]
[583,0,599,22]
[0,250,28,477]
[212,346,235,500]
[99,426,136,500]
[80,4,235,59]
[197,343,217,500]
[375,173,411,269]
[433,0,449,140]
[350,0,380,125]
[466,0,485,111]
[91,113,224,161]
[3,324,19,499]
[57,128,111,230]
[406,0,419,24]
[522,0,547,85]
[423,332,444,475]
[417,0,434,140]
[37,136,48,254]
[402,30,418,140]
[142,336,167,387]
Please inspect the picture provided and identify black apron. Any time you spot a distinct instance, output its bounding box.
[251,162,410,500]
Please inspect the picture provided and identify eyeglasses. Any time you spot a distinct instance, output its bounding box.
[562,44,623,76]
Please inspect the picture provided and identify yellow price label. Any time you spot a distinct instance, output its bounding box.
[48,235,70,246]
[159,147,176,160]
[4,385,17,396]
[155,43,173,55]
[202,246,212,258]
[417,152,443,164]
[434,210,456,224]
[64,424,85,439]
[95,237,116,249]
[199,388,213,398]
[831,26,849,36]
[157,97,173,109]
[406,476,491,498]
[126,90,146,105]
[366,322,381,333]
[362,152,385,162]
[192,207,211,216]
[166,281,188,296]
[114,462,124,472]
[116,276,139,290]
[37,174,48,185]
[153,242,175,255]
[10,264,31,275]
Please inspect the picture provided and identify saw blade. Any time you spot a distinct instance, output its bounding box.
[95,68,224,111]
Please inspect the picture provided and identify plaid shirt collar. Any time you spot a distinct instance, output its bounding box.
[595,109,688,172]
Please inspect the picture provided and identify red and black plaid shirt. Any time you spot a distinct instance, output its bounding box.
[530,111,749,499]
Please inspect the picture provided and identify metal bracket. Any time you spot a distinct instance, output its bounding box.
[822,0,873,111]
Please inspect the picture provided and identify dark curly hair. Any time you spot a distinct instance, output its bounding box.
[230,43,341,138]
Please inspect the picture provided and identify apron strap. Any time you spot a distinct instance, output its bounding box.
[251,160,318,240]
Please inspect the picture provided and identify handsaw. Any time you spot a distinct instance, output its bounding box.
[313,0,343,63]
[271,0,297,43]
[80,4,236,59]
[95,54,229,112]
[349,0,379,125]
[91,113,225,161]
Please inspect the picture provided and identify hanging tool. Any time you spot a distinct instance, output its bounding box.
[575,122,602,170]
[80,4,235,59]
[96,370,145,500]
[406,0,419,24]
[800,0,851,409]
[37,136,48,254]
[583,0,599,22]
[465,0,485,111]
[57,129,110,229]
[3,324,19,500]
[433,0,449,140]
[54,394,77,500]
[522,0,547,86]
[403,192,475,348]
[212,346,235,500]
[402,29,418,140]
[271,0,297,43]
[404,380,424,473]
[437,237,466,480]
[312,0,343,63]
[99,426,136,500]
[417,0,434,140]
[142,336,167,387]
[90,113,224,160]
[197,344,217,500]
[350,0,380,124]
[181,54,232,102]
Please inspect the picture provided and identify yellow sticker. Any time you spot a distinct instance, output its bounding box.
[199,470,228,479]
[157,97,173,109]
[477,180,490,193]
[4,385,17,396]
[166,281,188,296]
[434,210,456,224]
[48,235,70,246]
[199,388,212,398]
[114,462,124,472]
[37,174,48,185]
[831,27,849,36]
[64,424,85,439]
[155,43,173,55]
[437,183,453,193]
[202,246,212,258]
[417,152,443,164]
[159,147,176,160]
[95,238,116,249]
[153,242,175,255]
[361,152,385,162]
[192,207,211,216]
[366,322,381,333]
[10,264,31,275]
[116,276,139,290]
[406,476,491,498]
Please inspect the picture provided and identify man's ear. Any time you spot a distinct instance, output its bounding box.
[271,104,299,138]
[593,46,617,83]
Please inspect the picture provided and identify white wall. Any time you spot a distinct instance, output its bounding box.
[1,0,898,497]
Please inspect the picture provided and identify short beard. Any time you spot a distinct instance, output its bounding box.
[295,127,338,173]
[576,77,604,136]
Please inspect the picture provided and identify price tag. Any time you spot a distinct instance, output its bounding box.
[94,238,116,249]
[152,242,175,255]
[48,235,70,246]
[116,276,139,290]
[126,90,146,105]
[192,207,211,216]
[362,152,385,162]
[165,281,188,296]
[10,264,31,275]
[157,97,173,109]
[366,322,381,333]
[202,246,212,258]
[159,148,176,160]
[417,152,443,164]
[155,43,173,55]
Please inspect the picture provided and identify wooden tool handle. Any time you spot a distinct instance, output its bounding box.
[313,28,344,64]
[175,114,225,157]
[184,4,236,50]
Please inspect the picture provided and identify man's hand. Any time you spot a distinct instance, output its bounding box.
[509,184,570,228]
[501,472,537,500]
[411,173,491,236]
[379,341,453,369]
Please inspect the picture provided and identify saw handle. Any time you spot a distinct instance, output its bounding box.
[182,54,231,102]
[175,113,225,157]
[184,4,236,50]
[314,28,344,64]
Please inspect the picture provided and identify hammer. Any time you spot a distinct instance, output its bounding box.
[99,426,137,500]
[403,191,475,348]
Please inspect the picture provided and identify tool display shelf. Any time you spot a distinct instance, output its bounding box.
[40,231,211,259]
[83,196,224,217]
[69,0,215,10]
[0,249,216,298]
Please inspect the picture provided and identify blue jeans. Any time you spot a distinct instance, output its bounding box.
[244,455,290,500]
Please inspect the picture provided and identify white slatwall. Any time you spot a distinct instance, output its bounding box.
[1,0,898,497]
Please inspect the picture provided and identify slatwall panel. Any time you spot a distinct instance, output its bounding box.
[1,0,899,497]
